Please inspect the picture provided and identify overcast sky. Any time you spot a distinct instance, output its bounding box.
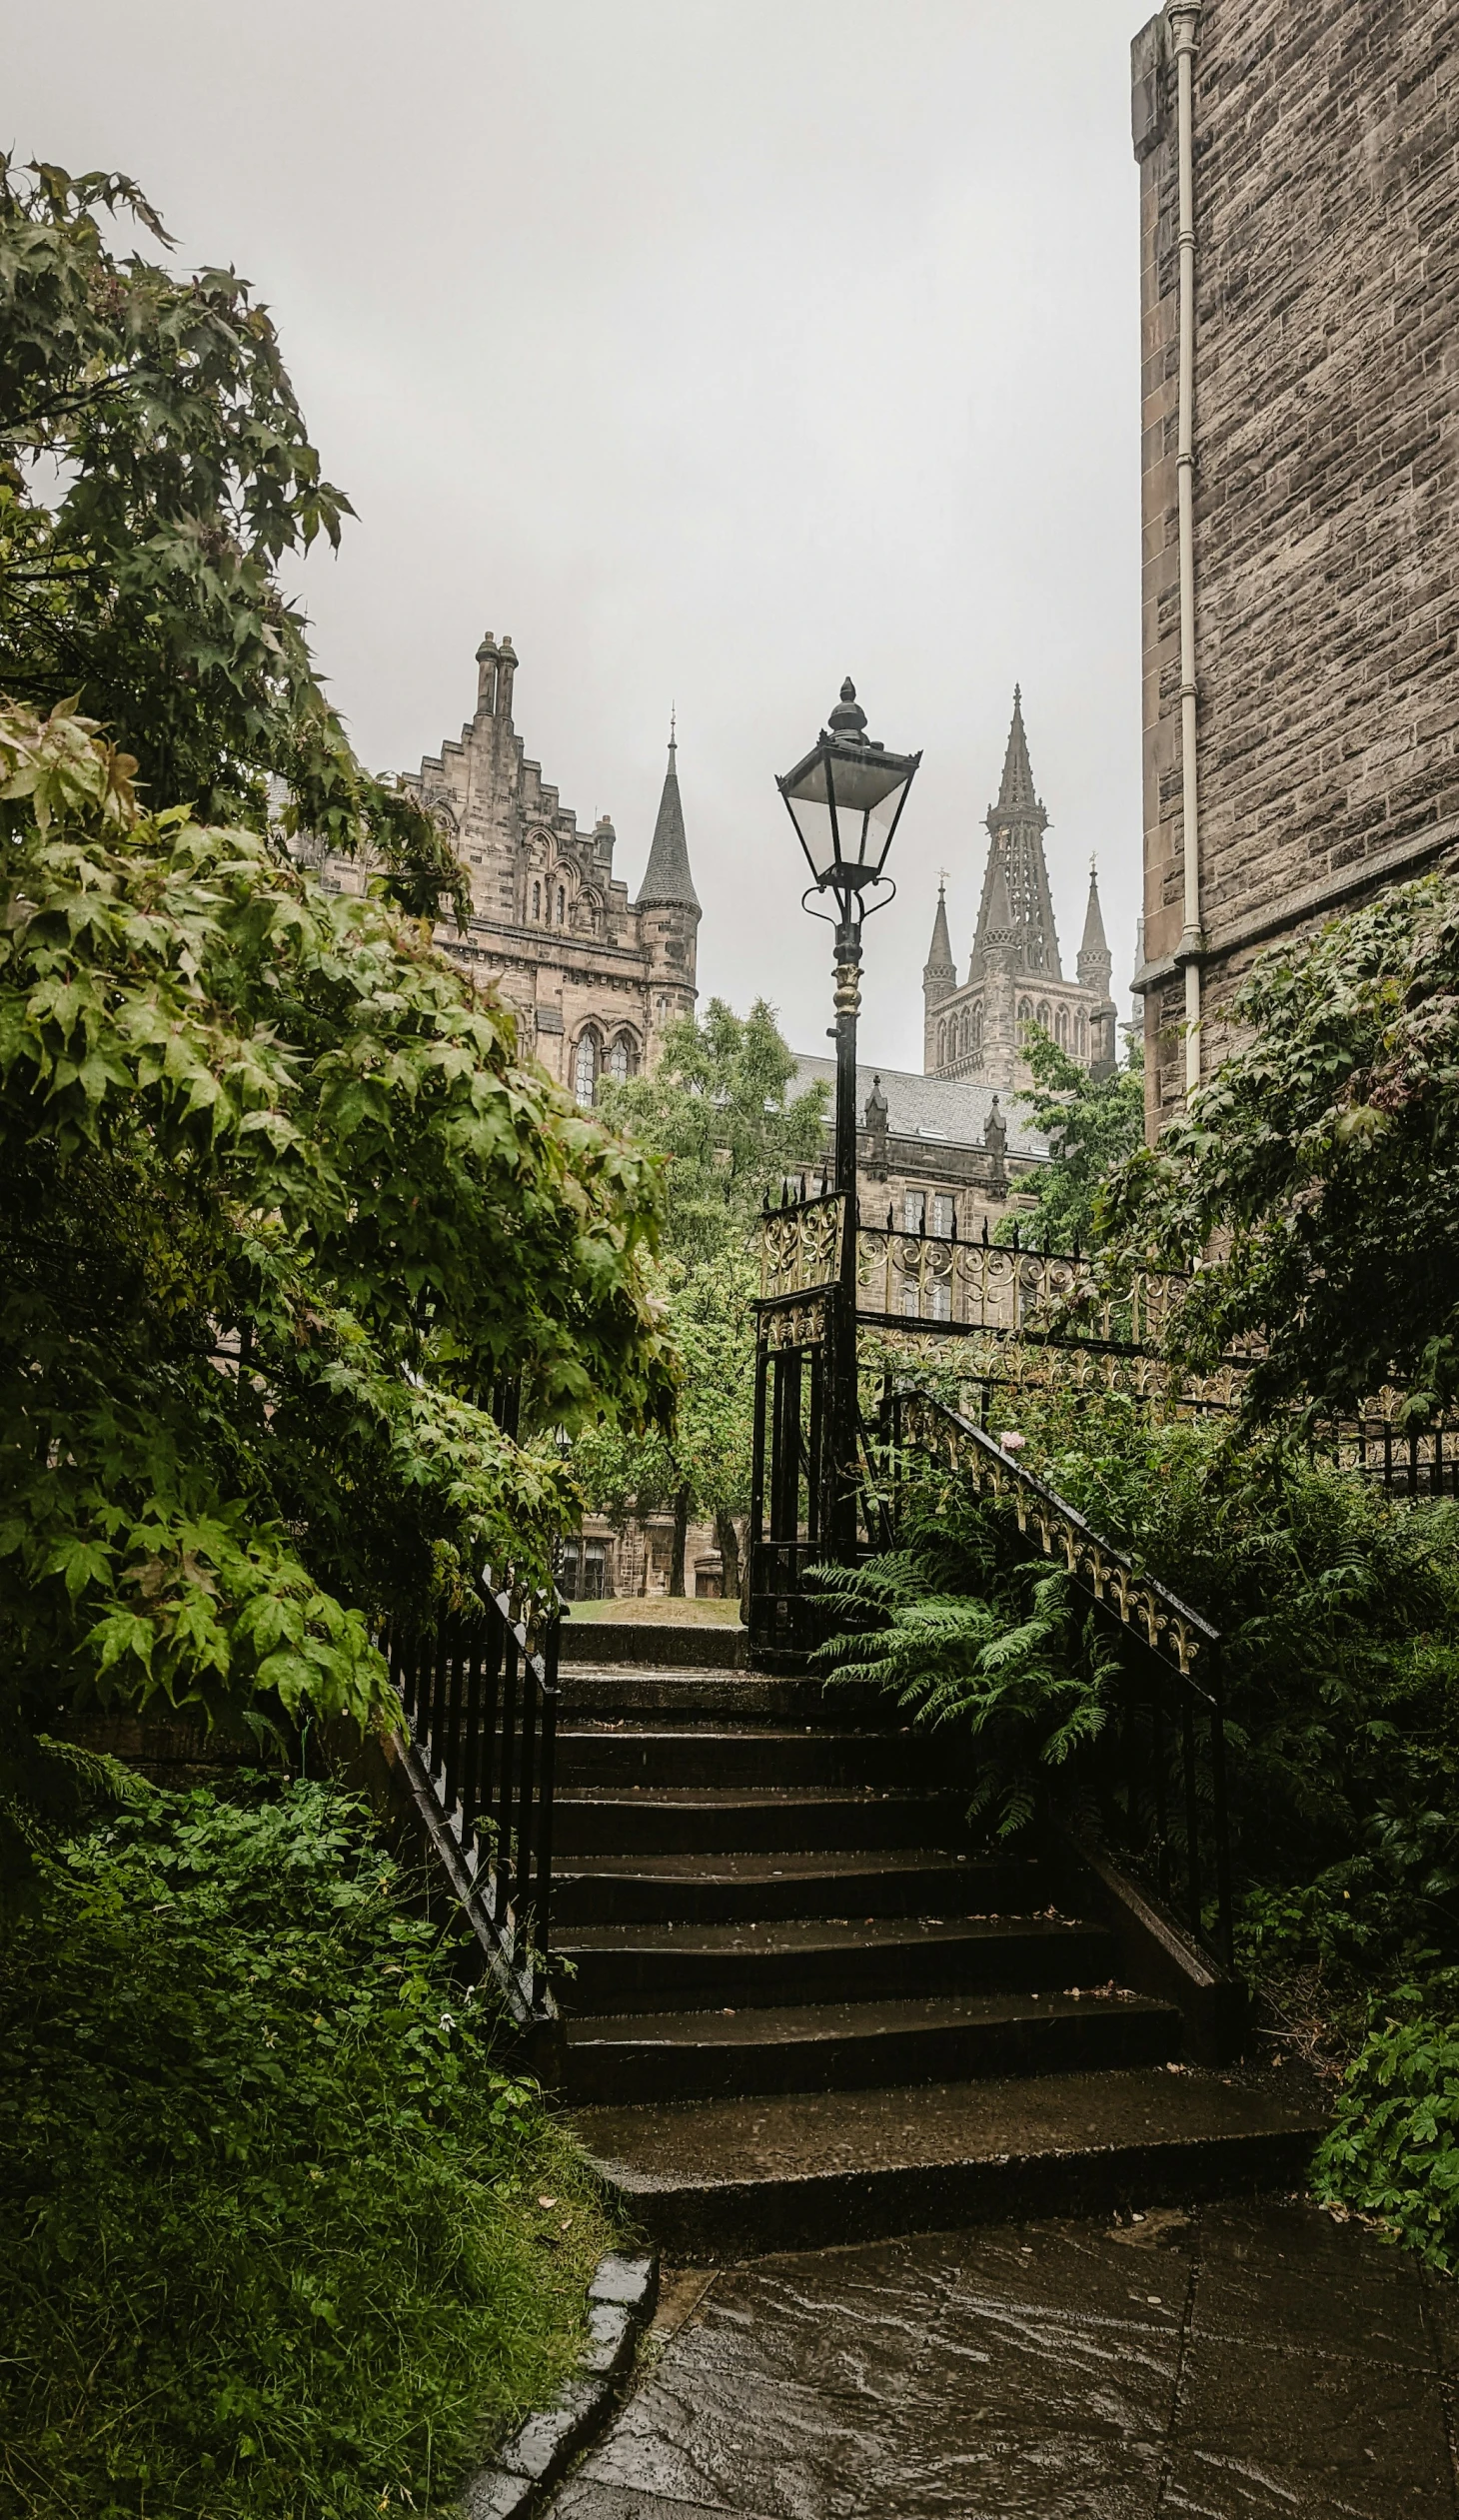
[15,0,1147,1073]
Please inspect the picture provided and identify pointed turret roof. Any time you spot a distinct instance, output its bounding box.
[1078,860,1109,962]
[637,716,701,912]
[923,878,955,993]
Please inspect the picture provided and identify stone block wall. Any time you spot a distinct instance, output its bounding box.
[1133,1,1459,1129]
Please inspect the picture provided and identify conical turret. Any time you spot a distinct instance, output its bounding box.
[637,716,700,912]
[922,878,956,1006]
[1076,859,1112,999]
[995,684,1038,813]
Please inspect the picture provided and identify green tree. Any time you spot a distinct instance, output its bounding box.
[1001,1023,1145,1250]
[0,156,457,913]
[581,999,827,1595]
[1102,875,1459,1424]
[0,700,671,1877]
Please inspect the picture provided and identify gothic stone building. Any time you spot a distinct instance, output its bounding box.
[323,632,701,1098]
[1131,2,1459,1131]
[921,690,1118,1091]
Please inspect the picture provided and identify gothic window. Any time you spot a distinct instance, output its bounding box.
[971,1004,983,1054]
[557,885,567,924]
[901,1281,919,1320]
[1055,1005,1069,1049]
[903,1189,925,1234]
[606,1035,634,1083]
[931,1193,955,1239]
[532,879,542,921]
[1017,997,1033,1042]
[936,1021,946,1067]
[1076,1011,1087,1059]
[1036,998,1051,1034]
[574,1032,599,1106]
[928,1279,952,1322]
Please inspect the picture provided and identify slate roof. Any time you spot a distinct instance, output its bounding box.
[636,729,700,911]
[789,1055,1048,1162]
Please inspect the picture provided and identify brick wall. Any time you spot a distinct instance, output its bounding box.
[1133,1,1459,1129]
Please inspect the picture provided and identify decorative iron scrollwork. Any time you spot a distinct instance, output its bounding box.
[760,1194,844,1300]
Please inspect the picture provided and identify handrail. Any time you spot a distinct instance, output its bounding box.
[389,1564,560,2022]
[890,1385,1219,1687]
[885,1382,1232,1964]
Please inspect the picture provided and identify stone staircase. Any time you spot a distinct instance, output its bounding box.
[548,1665,1328,2255]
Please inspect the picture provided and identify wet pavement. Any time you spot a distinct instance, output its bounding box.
[545,2198,1459,2517]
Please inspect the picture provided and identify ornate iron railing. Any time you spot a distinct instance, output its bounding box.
[390,1569,559,2023]
[885,1384,1233,1965]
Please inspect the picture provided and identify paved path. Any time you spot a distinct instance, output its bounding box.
[548,2199,1458,2517]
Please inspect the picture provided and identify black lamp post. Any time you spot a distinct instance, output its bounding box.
[776,678,920,1552]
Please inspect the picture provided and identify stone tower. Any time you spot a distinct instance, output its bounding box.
[635,717,702,1059]
[970,687,1062,982]
[1076,862,1117,1080]
[923,688,1114,1084]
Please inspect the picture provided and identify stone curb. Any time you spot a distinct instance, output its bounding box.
[458,2250,659,2519]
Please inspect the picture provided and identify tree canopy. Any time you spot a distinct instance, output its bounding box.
[576,999,827,1593]
[0,155,457,914]
[0,699,670,1866]
[1103,876,1459,1424]
[1001,1023,1145,1250]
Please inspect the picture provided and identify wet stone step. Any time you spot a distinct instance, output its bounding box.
[552,1727,951,1792]
[562,1986,1180,2105]
[550,1848,1040,1927]
[569,2065,1332,2257]
[556,1914,1116,2015]
[550,1788,973,1859]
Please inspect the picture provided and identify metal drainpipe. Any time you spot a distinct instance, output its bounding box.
[1170,1,1204,1095]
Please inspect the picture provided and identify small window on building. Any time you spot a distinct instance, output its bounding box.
[1055,1006,1069,1049]
[574,1033,598,1106]
[557,885,567,924]
[606,1036,632,1083]
[931,1193,955,1239]
[532,879,541,920]
[1017,997,1033,1041]
[928,1279,952,1322]
[903,1190,925,1234]
[1036,999,1051,1033]
[901,1281,919,1319]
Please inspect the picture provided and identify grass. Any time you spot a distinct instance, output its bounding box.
[0,1778,617,2519]
[568,1595,742,1625]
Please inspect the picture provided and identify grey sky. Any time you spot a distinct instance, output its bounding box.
[14,1,1145,1073]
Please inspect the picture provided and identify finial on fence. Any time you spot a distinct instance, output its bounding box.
[1012,1220,1021,1250]
[981,1214,990,1245]
[1042,1231,1050,1259]
[1072,1233,1081,1263]
[799,1172,806,1203]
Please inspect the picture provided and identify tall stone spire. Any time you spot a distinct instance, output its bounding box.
[922,876,956,1005]
[970,686,1062,981]
[637,713,701,911]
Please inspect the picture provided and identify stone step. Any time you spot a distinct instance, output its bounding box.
[555,1670,883,1726]
[556,1914,1115,2015]
[570,2065,1331,2257]
[551,1788,970,1859]
[550,1847,1039,1927]
[562,1986,1179,2105]
[552,1726,946,1792]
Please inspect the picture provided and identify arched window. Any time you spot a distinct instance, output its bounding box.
[1055,1006,1069,1049]
[936,1021,946,1067]
[1036,999,1051,1034]
[557,885,567,924]
[1075,1011,1087,1059]
[574,1033,598,1106]
[532,879,541,920]
[1017,997,1033,1042]
[606,1035,633,1083]
[971,1004,982,1056]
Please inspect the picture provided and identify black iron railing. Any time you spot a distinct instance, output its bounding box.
[391,1570,559,2021]
[886,1385,1232,1965]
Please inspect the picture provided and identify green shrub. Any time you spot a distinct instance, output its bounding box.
[1313,1999,1459,2270]
[0,1781,613,2519]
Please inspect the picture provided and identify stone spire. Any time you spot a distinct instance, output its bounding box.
[1076,857,1112,998]
[637,714,701,911]
[970,686,1062,981]
[922,876,956,1005]
[978,839,1018,1088]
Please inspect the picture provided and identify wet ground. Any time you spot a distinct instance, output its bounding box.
[546,2197,1459,2518]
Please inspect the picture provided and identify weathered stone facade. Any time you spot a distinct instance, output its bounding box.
[1132,2,1459,1131]
[788,1056,1048,1251]
[921,692,1118,1090]
[322,634,700,1096]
